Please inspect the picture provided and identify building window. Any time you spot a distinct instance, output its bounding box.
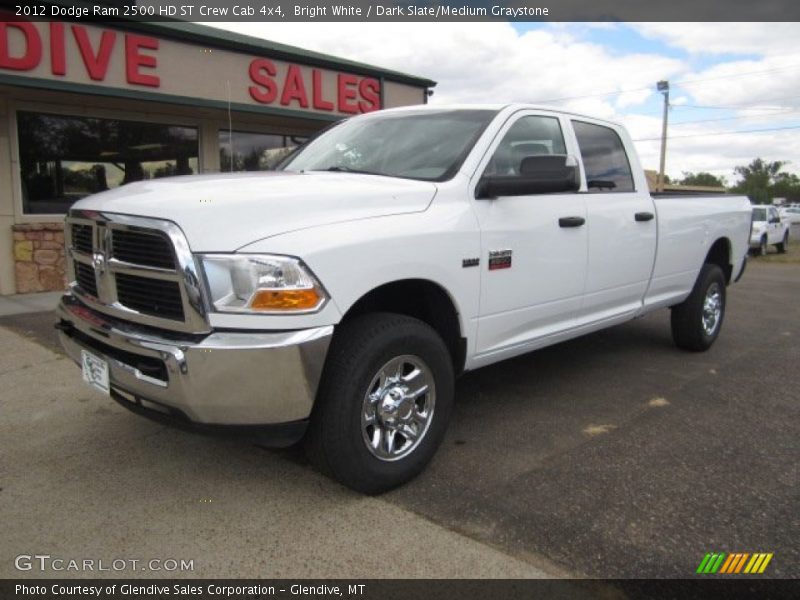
[219,130,308,172]
[18,111,199,215]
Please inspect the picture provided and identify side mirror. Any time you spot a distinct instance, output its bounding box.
[476,154,580,199]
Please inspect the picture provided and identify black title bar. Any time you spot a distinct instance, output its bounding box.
[4,0,800,22]
[3,579,800,600]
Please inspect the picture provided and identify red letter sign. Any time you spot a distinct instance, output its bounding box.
[0,20,42,71]
[337,73,360,114]
[50,22,66,76]
[249,58,278,104]
[312,69,334,111]
[358,78,381,113]
[125,34,159,87]
[281,65,309,108]
[72,25,115,81]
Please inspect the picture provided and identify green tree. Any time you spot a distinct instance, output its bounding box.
[730,158,800,204]
[679,171,726,187]
[771,175,800,203]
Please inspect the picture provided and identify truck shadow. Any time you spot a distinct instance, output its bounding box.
[456,313,676,397]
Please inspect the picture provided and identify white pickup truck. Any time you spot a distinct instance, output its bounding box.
[750,204,790,255]
[57,105,751,493]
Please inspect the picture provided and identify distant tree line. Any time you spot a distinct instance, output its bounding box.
[673,159,800,204]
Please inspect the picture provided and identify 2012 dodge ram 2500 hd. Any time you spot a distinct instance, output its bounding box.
[57,105,751,493]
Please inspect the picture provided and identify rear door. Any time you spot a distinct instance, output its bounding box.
[471,111,588,358]
[569,119,658,325]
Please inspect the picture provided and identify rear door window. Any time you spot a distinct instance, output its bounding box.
[572,121,635,192]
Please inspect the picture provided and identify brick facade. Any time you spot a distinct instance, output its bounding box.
[12,223,67,293]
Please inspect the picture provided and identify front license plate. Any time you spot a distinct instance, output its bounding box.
[81,350,109,395]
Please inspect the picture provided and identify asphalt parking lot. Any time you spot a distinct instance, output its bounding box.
[1,258,797,579]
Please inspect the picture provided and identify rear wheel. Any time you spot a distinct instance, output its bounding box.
[671,264,726,352]
[305,313,454,494]
[777,232,789,254]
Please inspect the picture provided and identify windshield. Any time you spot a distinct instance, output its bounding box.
[281,109,497,181]
[752,208,767,221]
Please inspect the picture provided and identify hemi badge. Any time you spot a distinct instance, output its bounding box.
[488,249,512,270]
[462,258,480,268]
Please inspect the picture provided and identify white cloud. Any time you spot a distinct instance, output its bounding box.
[666,53,800,112]
[627,113,800,181]
[629,22,800,178]
[632,22,800,57]
[210,22,684,107]
[208,21,800,181]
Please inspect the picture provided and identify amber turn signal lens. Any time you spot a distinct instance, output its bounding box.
[249,288,321,311]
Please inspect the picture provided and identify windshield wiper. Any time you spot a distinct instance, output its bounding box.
[313,166,382,176]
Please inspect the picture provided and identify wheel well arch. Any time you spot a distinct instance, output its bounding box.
[705,237,733,283]
[341,279,466,374]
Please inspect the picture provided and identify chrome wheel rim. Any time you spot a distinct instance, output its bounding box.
[361,355,435,462]
[702,283,722,336]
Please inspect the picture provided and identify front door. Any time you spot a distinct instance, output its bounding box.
[768,207,782,244]
[472,112,588,359]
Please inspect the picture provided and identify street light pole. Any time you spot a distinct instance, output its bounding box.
[657,80,670,193]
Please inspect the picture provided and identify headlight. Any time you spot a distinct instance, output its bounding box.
[199,254,327,313]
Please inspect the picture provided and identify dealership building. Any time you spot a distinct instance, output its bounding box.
[0,19,435,295]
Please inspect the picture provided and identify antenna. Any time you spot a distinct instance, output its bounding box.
[226,80,233,173]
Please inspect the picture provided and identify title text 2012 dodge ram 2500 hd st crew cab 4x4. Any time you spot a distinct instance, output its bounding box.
[57,105,751,493]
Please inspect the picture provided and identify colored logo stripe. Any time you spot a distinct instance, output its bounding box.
[719,553,748,574]
[698,552,773,574]
[697,553,726,573]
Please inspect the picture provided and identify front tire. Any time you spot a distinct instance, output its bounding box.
[305,313,454,494]
[671,264,726,352]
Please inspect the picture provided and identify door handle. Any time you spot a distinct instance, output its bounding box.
[559,216,585,228]
[635,212,654,222]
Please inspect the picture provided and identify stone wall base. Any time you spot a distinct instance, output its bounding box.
[12,223,68,293]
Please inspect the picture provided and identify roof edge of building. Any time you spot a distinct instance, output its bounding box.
[0,73,344,122]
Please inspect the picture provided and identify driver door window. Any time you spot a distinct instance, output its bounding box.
[484,116,567,177]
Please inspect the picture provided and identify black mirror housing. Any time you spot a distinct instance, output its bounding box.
[476,154,580,199]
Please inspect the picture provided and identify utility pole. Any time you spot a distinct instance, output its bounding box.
[657,80,670,192]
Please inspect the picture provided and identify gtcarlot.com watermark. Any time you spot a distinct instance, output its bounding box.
[15,554,194,573]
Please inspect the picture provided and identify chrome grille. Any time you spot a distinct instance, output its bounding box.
[65,211,209,334]
[74,262,98,297]
[111,229,176,270]
[115,273,185,321]
[71,224,93,255]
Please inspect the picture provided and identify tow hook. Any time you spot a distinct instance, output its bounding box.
[54,320,73,333]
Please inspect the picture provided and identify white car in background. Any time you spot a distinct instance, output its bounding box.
[778,206,800,225]
[750,205,790,255]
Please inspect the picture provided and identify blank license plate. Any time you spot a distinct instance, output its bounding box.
[81,350,109,395]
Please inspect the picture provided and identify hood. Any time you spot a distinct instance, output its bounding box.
[72,171,437,251]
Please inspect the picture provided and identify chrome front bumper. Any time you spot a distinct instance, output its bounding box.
[57,294,333,430]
